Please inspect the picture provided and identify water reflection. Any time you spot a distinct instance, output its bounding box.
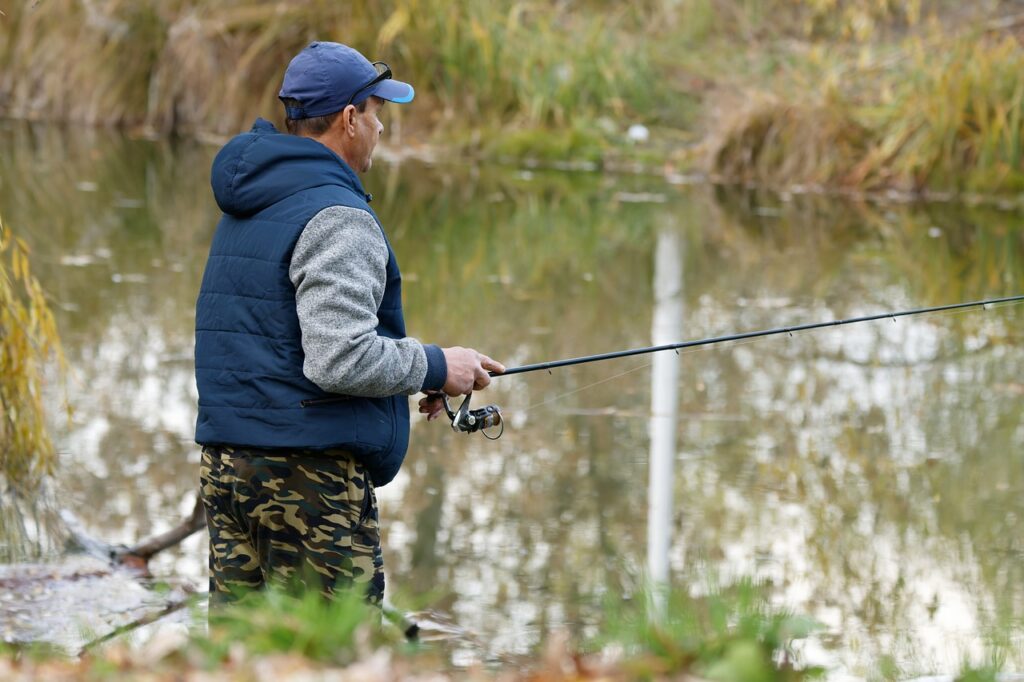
[647,224,684,616]
[1,121,1023,675]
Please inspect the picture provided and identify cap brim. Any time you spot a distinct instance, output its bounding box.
[371,79,415,104]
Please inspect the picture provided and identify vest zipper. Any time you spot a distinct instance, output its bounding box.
[300,396,351,407]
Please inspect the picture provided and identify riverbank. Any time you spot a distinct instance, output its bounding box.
[2,2,1022,197]
[0,582,821,680]
[0,579,1010,680]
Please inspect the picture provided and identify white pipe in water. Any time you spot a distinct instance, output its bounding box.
[647,227,683,618]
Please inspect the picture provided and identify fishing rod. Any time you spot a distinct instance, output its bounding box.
[434,295,1024,437]
[493,294,1024,377]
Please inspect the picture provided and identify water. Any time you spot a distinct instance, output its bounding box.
[1,121,1023,677]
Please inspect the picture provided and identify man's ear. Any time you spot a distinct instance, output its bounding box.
[335,104,357,138]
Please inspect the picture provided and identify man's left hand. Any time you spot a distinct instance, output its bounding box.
[418,391,446,422]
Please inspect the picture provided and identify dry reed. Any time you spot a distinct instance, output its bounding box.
[0,1,659,139]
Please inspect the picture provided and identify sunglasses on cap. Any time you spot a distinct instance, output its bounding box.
[346,62,392,108]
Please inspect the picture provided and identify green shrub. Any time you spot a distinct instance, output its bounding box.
[594,579,825,680]
[192,587,383,667]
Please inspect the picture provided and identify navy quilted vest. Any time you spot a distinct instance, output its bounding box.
[194,119,409,486]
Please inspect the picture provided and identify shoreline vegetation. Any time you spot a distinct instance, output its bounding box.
[0,580,1008,680]
[0,581,829,681]
[2,1,1024,199]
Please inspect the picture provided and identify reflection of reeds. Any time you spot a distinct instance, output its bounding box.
[0,479,68,561]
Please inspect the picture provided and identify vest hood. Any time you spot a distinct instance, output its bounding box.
[210,118,366,217]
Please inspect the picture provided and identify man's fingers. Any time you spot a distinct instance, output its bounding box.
[418,395,447,421]
[441,347,502,395]
[473,367,491,390]
[421,406,444,420]
[479,354,505,374]
[474,354,503,392]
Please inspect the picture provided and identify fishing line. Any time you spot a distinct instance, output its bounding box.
[520,358,655,411]
[517,332,799,414]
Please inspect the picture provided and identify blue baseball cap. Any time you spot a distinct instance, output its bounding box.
[278,41,415,119]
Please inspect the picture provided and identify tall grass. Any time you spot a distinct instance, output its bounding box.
[0,0,943,136]
[2,1,1021,192]
[0,1,166,125]
[0,0,662,144]
[872,33,1024,193]
[708,29,1024,195]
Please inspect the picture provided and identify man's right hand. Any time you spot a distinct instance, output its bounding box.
[441,346,504,396]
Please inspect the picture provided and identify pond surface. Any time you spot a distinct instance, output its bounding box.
[1,121,1023,678]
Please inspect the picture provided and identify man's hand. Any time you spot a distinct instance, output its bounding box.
[418,391,446,421]
[418,348,503,422]
[441,346,504,395]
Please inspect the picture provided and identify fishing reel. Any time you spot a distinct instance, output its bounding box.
[429,393,503,439]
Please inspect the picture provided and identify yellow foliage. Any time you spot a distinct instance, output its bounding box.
[0,217,65,488]
[377,6,410,47]
[709,96,871,188]
[791,0,923,40]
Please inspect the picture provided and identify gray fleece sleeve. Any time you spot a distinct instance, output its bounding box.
[289,205,446,397]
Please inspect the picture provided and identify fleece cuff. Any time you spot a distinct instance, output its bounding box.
[420,344,447,392]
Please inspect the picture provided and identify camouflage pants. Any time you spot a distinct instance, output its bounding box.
[199,445,384,606]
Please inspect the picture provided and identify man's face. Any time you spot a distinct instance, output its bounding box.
[350,96,385,173]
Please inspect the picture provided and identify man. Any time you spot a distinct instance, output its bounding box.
[194,41,503,606]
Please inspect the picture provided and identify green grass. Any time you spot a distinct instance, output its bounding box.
[593,579,824,681]
[191,587,393,668]
[0,580,829,679]
[190,581,828,678]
